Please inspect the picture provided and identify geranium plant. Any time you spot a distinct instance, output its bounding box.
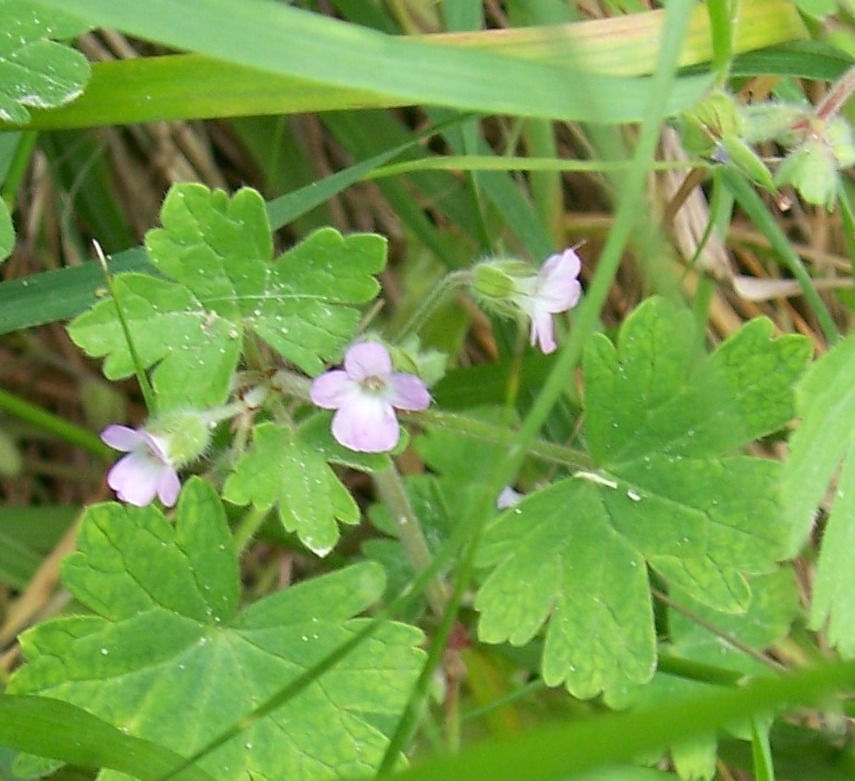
[1,3,854,781]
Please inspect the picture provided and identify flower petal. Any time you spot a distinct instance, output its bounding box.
[536,249,582,313]
[344,342,392,381]
[310,370,354,409]
[155,467,181,507]
[542,248,581,281]
[387,373,431,411]
[497,486,524,509]
[107,452,163,507]
[101,424,145,452]
[529,308,557,354]
[331,395,400,452]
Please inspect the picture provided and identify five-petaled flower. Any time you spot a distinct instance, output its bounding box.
[310,341,431,453]
[512,248,582,354]
[101,425,181,507]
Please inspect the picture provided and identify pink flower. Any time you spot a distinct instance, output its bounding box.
[497,486,524,509]
[101,425,181,507]
[310,342,431,453]
[513,248,582,354]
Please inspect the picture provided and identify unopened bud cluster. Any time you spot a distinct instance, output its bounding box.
[678,87,855,210]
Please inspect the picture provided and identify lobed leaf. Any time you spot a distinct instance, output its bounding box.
[783,332,855,655]
[476,481,655,700]
[606,569,800,780]
[475,298,810,698]
[584,298,811,464]
[223,421,361,557]
[67,184,386,409]
[0,1,90,124]
[9,479,424,781]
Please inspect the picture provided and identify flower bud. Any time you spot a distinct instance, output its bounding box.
[678,89,743,157]
[719,134,776,191]
[471,260,532,304]
[388,335,447,387]
[472,250,582,354]
[146,410,211,468]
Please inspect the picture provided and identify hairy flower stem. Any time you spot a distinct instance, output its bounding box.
[271,369,311,400]
[395,269,472,342]
[94,241,157,412]
[272,367,590,469]
[233,505,272,554]
[373,463,450,616]
[405,409,592,471]
[816,64,855,123]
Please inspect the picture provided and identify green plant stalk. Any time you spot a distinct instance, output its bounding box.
[377,470,489,775]
[373,464,450,616]
[408,409,591,470]
[837,179,855,264]
[816,63,855,122]
[751,717,776,781]
[94,245,158,411]
[656,653,743,686]
[232,506,271,554]
[371,155,699,176]
[271,369,591,469]
[0,387,110,458]
[438,0,489,255]
[504,0,698,489]
[391,660,855,781]
[461,678,547,725]
[652,588,782,672]
[721,168,840,344]
[395,269,472,342]
[706,0,734,85]
[376,9,698,767]
[523,120,563,246]
[0,131,38,206]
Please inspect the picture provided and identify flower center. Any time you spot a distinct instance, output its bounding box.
[360,374,387,394]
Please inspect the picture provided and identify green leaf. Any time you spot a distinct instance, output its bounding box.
[793,0,837,18]
[28,0,716,124]
[391,660,855,781]
[475,298,810,698]
[0,1,90,124]
[584,299,811,464]
[477,481,655,700]
[0,695,215,781]
[668,569,800,669]
[0,201,12,262]
[809,448,855,656]
[0,120,439,336]
[606,569,800,780]
[8,478,424,781]
[783,332,855,654]
[67,184,386,409]
[223,421,361,557]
